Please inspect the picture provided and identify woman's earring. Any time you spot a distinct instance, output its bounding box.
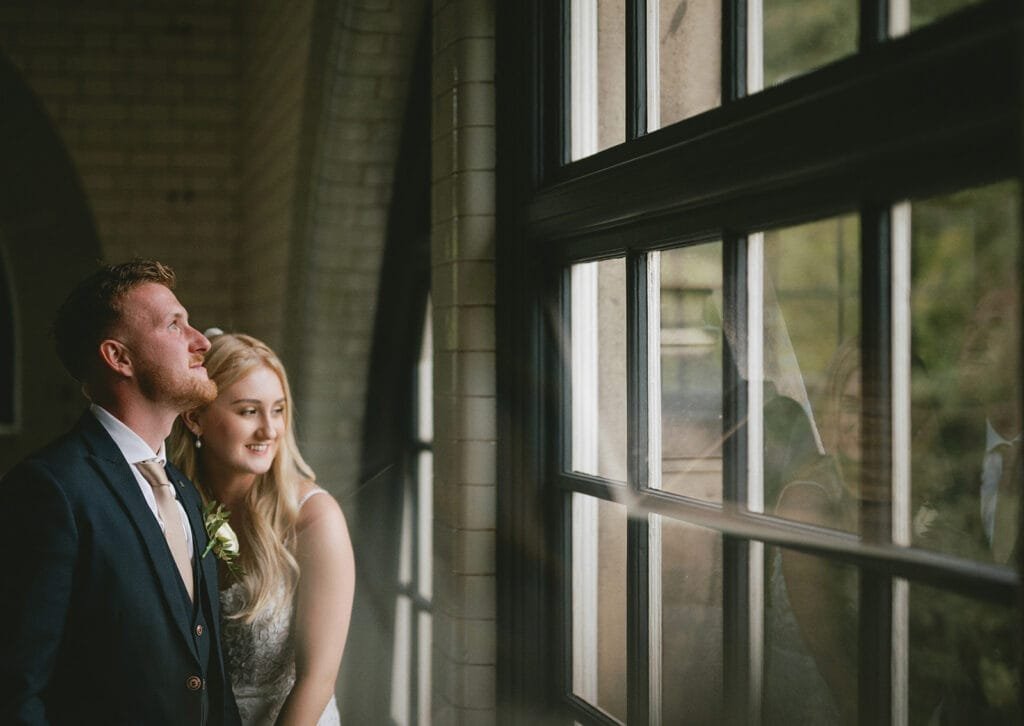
[195,435,203,449]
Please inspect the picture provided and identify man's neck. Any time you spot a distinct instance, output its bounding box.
[91,395,177,454]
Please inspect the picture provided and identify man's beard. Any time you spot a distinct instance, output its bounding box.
[137,359,217,411]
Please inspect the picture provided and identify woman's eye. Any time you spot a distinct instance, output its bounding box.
[272,407,285,416]
[240,408,257,416]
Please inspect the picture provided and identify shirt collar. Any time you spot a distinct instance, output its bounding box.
[90,403,167,466]
[986,419,1021,452]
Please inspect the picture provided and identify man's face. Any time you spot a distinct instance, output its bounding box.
[115,282,216,411]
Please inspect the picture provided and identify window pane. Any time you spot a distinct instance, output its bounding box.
[758,215,862,534]
[571,259,627,481]
[755,0,858,90]
[893,0,985,35]
[570,0,625,160]
[390,594,412,725]
[571,493,627,722]
[647,0,721,131]
[656,243,723,502]
[417,450,433,599]
[909,582,1021,721]
[417,611,432,725]
[764,547,859,724]
[909,181,1021,563]
[652,515,723,723]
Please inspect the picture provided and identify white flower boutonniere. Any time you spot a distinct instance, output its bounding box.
[202,501,243,577]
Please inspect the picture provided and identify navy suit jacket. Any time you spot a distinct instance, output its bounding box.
[0,411,241,726]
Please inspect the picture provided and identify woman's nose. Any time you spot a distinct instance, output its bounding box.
[256,417,278,439]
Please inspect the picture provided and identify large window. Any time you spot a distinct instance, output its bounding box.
[498,0,1022,724]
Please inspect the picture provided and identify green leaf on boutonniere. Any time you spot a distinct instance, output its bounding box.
[202,500,243,577]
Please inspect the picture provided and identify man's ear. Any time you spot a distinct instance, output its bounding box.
[98,339,133,377]
[182,409,203,437]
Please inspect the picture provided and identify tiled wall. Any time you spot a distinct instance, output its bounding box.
[282,0,425,502]
[431,0,498,721]
[234,0,315,348]
[0,0,242,329]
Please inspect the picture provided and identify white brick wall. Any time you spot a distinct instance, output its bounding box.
[0,0,242,330]
[236,0,315,348]
[430,0,498,721]
[282,0,424,503]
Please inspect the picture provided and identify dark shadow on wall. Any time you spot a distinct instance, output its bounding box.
[0,52,103,474]
[342,9,432,724]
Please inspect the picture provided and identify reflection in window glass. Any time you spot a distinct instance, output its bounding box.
[759,215,861,533]
[571,259,627,481]
[647,0,721,131]
[652,515,723,723]
[656,243,723,502]
[570,0,625,160]
[757,0,858,89]
[900,0,985,34]
[909,181,1021,564]
[909,582,1021,721]
[764,547,858,724]
[572,493,627,722]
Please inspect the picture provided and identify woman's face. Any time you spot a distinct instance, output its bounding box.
[196,365,287,480]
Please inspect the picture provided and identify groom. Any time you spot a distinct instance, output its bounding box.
[0,260,241,725]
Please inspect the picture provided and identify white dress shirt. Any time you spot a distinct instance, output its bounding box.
[90,404,194,556]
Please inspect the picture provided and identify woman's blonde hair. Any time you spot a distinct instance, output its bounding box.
[169,332,315,622]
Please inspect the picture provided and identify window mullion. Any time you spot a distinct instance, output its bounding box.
[860,0,889,48]
[626,0,647,139]
[723,0,748,102]
[859,203,894,726]
[722,234,754,725]
[627,250,650,724]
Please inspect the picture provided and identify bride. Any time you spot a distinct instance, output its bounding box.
[170,331,355,725]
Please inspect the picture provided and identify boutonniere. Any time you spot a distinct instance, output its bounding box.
[202,501,243,577]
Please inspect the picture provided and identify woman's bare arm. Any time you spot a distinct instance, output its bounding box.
[275,489,355,726]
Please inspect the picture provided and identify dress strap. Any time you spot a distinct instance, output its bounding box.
[298,487,328,510]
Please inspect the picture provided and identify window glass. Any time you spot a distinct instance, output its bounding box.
[652,515,723,723]
[908,581,1021,721]
[755,215,862,531]
[909,181,1021,564]
[571,259,627,481]
[755,0,858,90]
[763,547,859,724]
[892,0,985,35]
[570,0,626,160]
[655,243,723,502]
[572,493,627,721]
[647,0,721,131]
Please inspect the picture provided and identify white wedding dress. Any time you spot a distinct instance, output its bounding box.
[220,490,340,726]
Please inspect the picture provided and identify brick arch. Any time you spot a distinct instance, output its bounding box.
[0,52,103,473]
[281,0,430,497]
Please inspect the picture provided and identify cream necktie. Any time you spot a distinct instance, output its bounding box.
[136,460,194,601]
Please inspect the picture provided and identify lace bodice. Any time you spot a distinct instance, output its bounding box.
[220,489,339,726]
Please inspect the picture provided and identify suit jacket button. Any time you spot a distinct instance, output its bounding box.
[186,675,203,691]
[195,624,204,636]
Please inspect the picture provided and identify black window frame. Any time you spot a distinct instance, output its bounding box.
[497,1,1023,725]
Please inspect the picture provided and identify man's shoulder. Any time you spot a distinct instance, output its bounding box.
[2,413,111,491]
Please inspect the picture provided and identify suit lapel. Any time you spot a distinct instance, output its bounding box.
[78,413,198,660]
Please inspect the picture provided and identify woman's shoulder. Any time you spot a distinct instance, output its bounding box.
[295,481,346,533]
